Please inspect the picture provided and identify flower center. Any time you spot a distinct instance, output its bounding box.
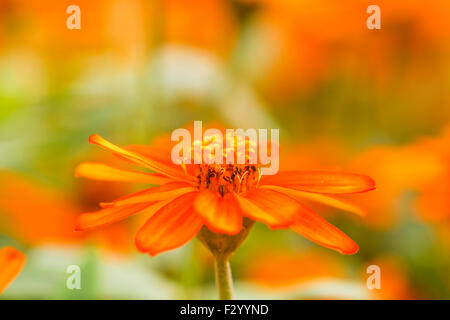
[192,135,261,196]
[176,134,262,196]
[194,163,261,196]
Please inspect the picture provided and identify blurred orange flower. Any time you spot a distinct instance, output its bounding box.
[238,0,450,100]
[1,0,152,58]
[347,125,450,230]
[162,0,237,56]
[247,0,365,97]
[0,170,132,252]
[0,246,25,294]
[245,250,416,299]
[75,131,375,256]
[413,126,450,223]
[349,143,444,229]
[245,250,344,289]
[364,256,416,300]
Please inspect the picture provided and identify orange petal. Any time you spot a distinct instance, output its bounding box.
[102,182,198,208]
[260,185,366,216]
[88,134,194,184]
[194,190,242,235]
[290,204,359,254]
[75,203,152,230]
[260,171,376,194]
[126,145,176,167]
[0,247,26,294]
[75,162,171,184]
[236,188,300,228]
[135,192,203,256]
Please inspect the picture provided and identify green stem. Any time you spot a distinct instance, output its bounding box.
[197,218,254,300]
[214,255,233,300]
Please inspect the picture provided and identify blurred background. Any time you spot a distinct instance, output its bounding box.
[1,0,450,299]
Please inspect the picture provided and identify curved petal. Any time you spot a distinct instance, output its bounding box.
[126,145,176,167]
[101,182,198,208]
[236,188,300,228]
[260,185,366,216]
[126,144,200,177]
[290,204,359,254]
[75,162,171,184]
[88,134,194,184]
[194,190,242,235]
[75,203,152,230]
[260,171,375,194]
[0,247,26,294]
[135,192,203,256]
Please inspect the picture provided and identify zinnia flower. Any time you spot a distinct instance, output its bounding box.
[75,132,375,256]
[0,247,26,294]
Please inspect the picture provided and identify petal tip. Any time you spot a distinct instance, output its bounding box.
[343,243,359,255]
[74,163,84,177]
[88,134,102,145]
[134,234,148,254]
[337,240,359,255]
[366,176,376,189]
[0,247,26,294]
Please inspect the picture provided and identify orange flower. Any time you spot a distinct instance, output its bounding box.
[0,247,25,294]
[413,126,450,223]
[1,0,152,58]
[75,132,375,256]
[0,170,133,252]
[162,0,236,56]
[349,144,444,229]
[347,125,449,230]
[245,250,345,289]
[363,256,416,300]
[245,250,416,299]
